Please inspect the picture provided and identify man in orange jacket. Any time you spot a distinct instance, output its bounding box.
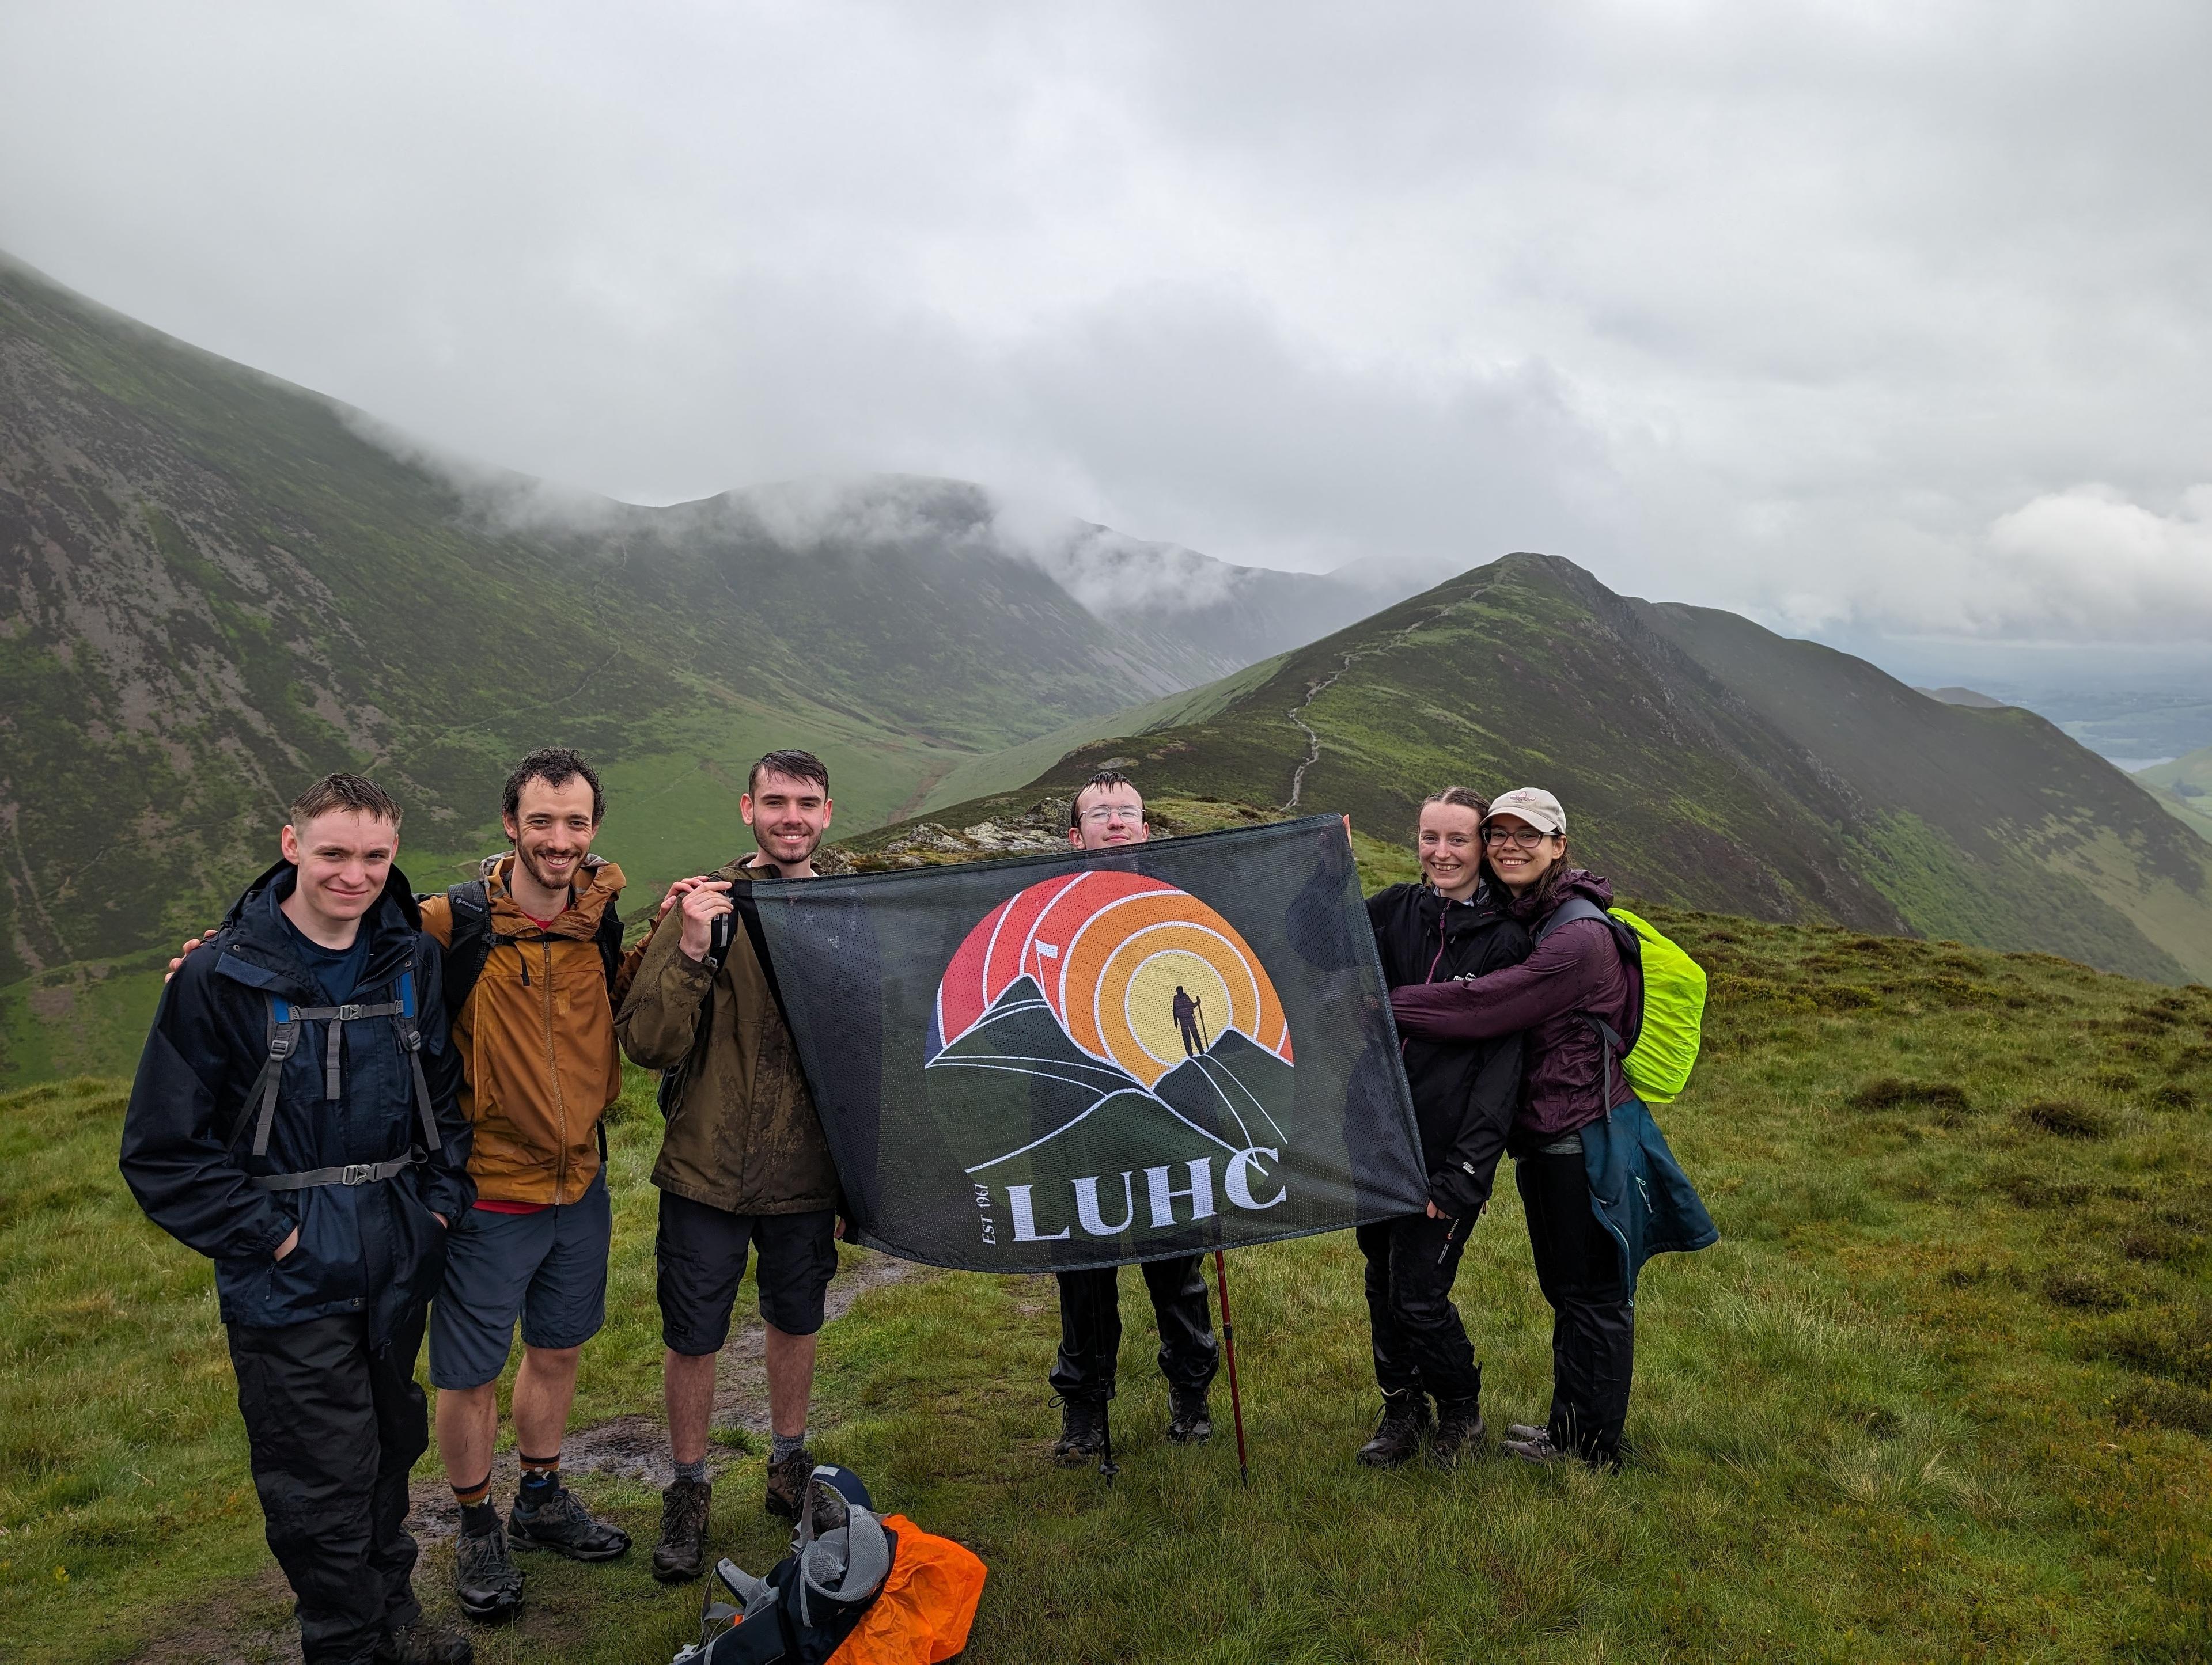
[414,749,635,1620]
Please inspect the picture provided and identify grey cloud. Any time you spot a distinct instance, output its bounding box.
[3,0,2210,647]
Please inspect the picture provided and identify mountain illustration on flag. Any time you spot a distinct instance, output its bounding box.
[923,870,1297,1225]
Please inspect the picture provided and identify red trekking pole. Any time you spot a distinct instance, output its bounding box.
[1212,1249,1250,1484]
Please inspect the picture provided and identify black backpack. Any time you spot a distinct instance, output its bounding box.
[436,877,626,1030]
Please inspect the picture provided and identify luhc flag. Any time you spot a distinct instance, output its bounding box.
[741,816,1427,1272]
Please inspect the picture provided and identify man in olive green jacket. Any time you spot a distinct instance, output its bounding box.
[614,749,841,1583]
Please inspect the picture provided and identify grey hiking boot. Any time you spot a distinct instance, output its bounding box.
[1505,1422,1547,1443]
[375,1617,474,1664]
[1429,1397,1486,1467]
[651,1477,711,1583]
[1166,1385,1213,1444]
[1502,1428,1569,1465]
[1354,1390,1431,1469]
[453,1525,525,1622]
[508,1485,631,1562]
[1052,1399,1108,1466]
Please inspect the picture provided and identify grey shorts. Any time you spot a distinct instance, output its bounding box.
[428,1169,612,1390]
[656,1191,838,1355]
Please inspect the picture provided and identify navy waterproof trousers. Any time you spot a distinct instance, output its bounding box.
[1516,1150,1634,1466]
[226,1304,429,1662]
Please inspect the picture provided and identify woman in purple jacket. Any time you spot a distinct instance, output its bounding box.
[1389,786,1639,1469]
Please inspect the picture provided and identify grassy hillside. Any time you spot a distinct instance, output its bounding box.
[1,256,1377,1086]
[2141,748,2212,847]
[4,913,2209,1660]
[869,556,2212,984]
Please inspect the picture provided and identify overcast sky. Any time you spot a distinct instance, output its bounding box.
[5,1,2210,655]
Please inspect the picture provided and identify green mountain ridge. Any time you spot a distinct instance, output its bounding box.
[855,556,2212,984]
[0,253,1392,1082]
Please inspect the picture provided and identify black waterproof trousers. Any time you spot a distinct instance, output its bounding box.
[1516,1150,1634,1466]
[226,1304,430,1663]
[1050,1256,1218,1402]
[1355,1211,1481,1405]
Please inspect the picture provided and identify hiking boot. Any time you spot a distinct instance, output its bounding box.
[764,1448,843,1530]
[651,1477,711,1583]
[452,1525,525,1623]
[1502,1429,1569,1466]
[1429,1397,1486,1467]
[1166,1385,1213,1445]
[1353,1390,1431,1469]
[1505,1422,1547,1444]
[508,1485,632,1562]
[375,1617,475,1664]
[1052,1399,1108,1466]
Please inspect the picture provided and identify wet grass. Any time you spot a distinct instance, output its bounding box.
[4,913,2212,1660]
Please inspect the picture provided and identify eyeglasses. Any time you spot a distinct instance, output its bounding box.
[1080,803,1143,825]
[1482,825,1554,849]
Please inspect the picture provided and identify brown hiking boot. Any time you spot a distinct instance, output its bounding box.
[1354,1390,1430,1469]
[764,1448,845,1530]
[650,1477,711,1583]
[1429,1397,1486,1467]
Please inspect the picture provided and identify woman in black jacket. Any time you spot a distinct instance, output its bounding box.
[1354,787,1531,1467]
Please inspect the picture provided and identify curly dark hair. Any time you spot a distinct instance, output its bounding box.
[503,748,605,825]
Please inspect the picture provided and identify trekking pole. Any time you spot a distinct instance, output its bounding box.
[1196,999,1209,1049]
[1212,1249,1250,1485]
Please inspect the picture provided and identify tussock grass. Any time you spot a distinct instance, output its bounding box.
[5,913,2212,1660]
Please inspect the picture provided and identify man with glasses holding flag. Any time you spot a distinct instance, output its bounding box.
[1044,771,1222,1464]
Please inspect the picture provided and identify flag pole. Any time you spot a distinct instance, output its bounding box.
[1212,1249,1250,1484]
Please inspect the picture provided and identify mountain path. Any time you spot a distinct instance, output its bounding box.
[1282,589,1488,809]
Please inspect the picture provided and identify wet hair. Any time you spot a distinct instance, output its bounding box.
[290,772,402,829]
[1420,786,1489,819]
[748,749,830,797]
[1070,769,1143,829]
[503,747,605,825]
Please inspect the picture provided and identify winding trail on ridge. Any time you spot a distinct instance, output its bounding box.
[1281,585,1493,811]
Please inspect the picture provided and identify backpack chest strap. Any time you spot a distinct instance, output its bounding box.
[241,981,440,1162]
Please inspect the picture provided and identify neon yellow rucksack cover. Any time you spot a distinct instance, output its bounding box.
[1607,907,1706,1103]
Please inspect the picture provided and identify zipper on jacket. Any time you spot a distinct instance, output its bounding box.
[541,938,570,1198]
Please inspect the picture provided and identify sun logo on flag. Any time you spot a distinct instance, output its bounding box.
[928,870,1293,1084]
[925,871,1298,1240]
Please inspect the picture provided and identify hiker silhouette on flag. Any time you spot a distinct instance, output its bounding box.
[1172,985,1206,1056]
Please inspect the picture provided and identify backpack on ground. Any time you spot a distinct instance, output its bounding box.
[675,1466,984,1665]
[1536,900,1707,1104]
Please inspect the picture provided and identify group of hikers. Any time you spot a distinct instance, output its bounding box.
[120,746,1664,1665]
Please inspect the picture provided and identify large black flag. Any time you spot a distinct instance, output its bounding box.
[744,814,1427,1272]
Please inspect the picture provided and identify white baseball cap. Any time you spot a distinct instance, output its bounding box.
[1483,787,1566,836]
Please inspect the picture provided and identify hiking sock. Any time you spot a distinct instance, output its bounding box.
[518,1451,562,1507]
[673,1457,709,1485]
[454,1473,498,1538]
[770,1431,808,1465]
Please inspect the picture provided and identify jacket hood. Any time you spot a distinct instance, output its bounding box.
[479,851,625,938]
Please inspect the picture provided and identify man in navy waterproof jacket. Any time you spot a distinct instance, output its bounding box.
[121,774,476,1665]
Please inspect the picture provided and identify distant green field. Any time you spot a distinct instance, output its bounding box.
[2139,748,2212,848]
[6,909,2210,1661]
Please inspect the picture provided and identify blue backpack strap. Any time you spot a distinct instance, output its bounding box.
[239,995,303,1158]
[394,967,443,1156]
